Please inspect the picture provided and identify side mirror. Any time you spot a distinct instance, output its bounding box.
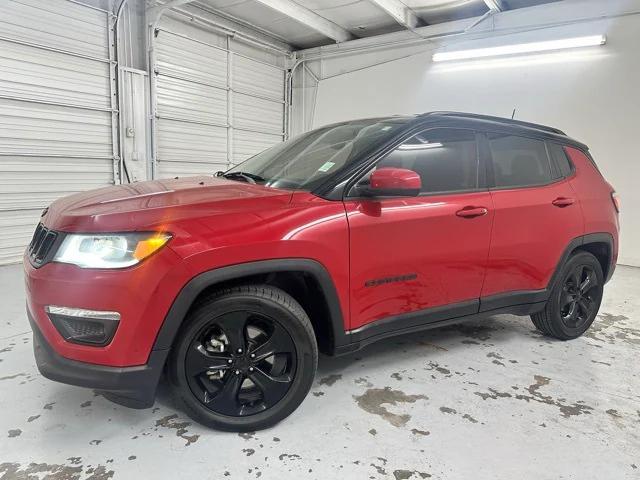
[364,167,421,197]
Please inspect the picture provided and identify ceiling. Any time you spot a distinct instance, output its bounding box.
[181,0,562,50]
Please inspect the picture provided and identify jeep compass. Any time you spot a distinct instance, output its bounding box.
[24,112,619,431]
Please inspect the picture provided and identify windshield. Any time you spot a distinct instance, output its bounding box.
[224,117,411,191]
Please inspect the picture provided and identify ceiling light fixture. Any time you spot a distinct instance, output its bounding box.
[432,35,606,62]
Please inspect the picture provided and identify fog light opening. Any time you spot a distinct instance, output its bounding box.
[45,306,120,346]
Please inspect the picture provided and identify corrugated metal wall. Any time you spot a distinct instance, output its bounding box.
[0,3,289,265]
[0,0,116,265]
[152,18,287,178]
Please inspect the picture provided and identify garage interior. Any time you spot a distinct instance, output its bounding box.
[0,0,639,478]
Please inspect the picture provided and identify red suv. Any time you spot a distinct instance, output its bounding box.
[25,112,619,431]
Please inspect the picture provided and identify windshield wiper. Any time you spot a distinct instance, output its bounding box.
[220,171,265,184]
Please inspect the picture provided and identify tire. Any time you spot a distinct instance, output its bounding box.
[168,285,318,431]
[531,251,604,340]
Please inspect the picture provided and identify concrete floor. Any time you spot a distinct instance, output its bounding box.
[1,264,639,480]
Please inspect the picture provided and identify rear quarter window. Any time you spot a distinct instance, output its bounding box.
[547,142,574,178]
[487,133,552,188]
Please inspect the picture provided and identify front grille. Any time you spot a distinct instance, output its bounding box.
[28,223,58,267]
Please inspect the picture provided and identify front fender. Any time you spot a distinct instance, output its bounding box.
[151,259,350,354]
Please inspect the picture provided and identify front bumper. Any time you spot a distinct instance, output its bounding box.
[29,308,167,409]
[23,244,189,367]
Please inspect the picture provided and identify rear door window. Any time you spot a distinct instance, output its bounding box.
[487,133,552,188]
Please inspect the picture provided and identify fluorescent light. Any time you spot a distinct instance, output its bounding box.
[433,35,606,62]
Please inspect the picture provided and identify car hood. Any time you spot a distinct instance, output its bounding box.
[42,176,294,232]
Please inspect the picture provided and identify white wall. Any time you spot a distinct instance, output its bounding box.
[300,0,640,267]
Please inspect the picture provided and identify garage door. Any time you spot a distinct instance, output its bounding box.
[153,19,287,178]
[0,0,117,265]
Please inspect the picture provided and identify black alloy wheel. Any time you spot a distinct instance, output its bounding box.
[559,264,600,330]
[531,251,604,340]
[185,310,297,417]
[169,285,317,431]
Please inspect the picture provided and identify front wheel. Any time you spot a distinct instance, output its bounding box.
[531,251,604,340]
[168,285,318,431]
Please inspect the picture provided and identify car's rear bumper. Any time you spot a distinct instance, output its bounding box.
[29,308,166,409]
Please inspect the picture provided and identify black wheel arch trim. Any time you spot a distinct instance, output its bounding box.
[549,232,615,287]
[151,259,350,354]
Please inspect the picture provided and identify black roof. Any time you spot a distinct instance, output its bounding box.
[319,111,585,150]
[413,111,586,150]
[422,111,566,135]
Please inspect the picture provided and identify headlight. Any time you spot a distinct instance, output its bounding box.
[53,232,171,269]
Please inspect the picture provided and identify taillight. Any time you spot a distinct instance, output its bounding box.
[611,191,620,213]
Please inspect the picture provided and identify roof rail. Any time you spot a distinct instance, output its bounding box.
[420,111,566,136]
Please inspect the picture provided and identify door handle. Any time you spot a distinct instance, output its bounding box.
[456,206,488,218]
[552,197,575,207]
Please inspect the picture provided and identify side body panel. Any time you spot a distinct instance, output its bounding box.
[565,147,619,264]
[345,191,493,330]
[482,180,584,296]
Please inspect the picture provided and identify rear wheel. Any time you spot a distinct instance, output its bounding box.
[169,285,317,431]
[531,251,603,340]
